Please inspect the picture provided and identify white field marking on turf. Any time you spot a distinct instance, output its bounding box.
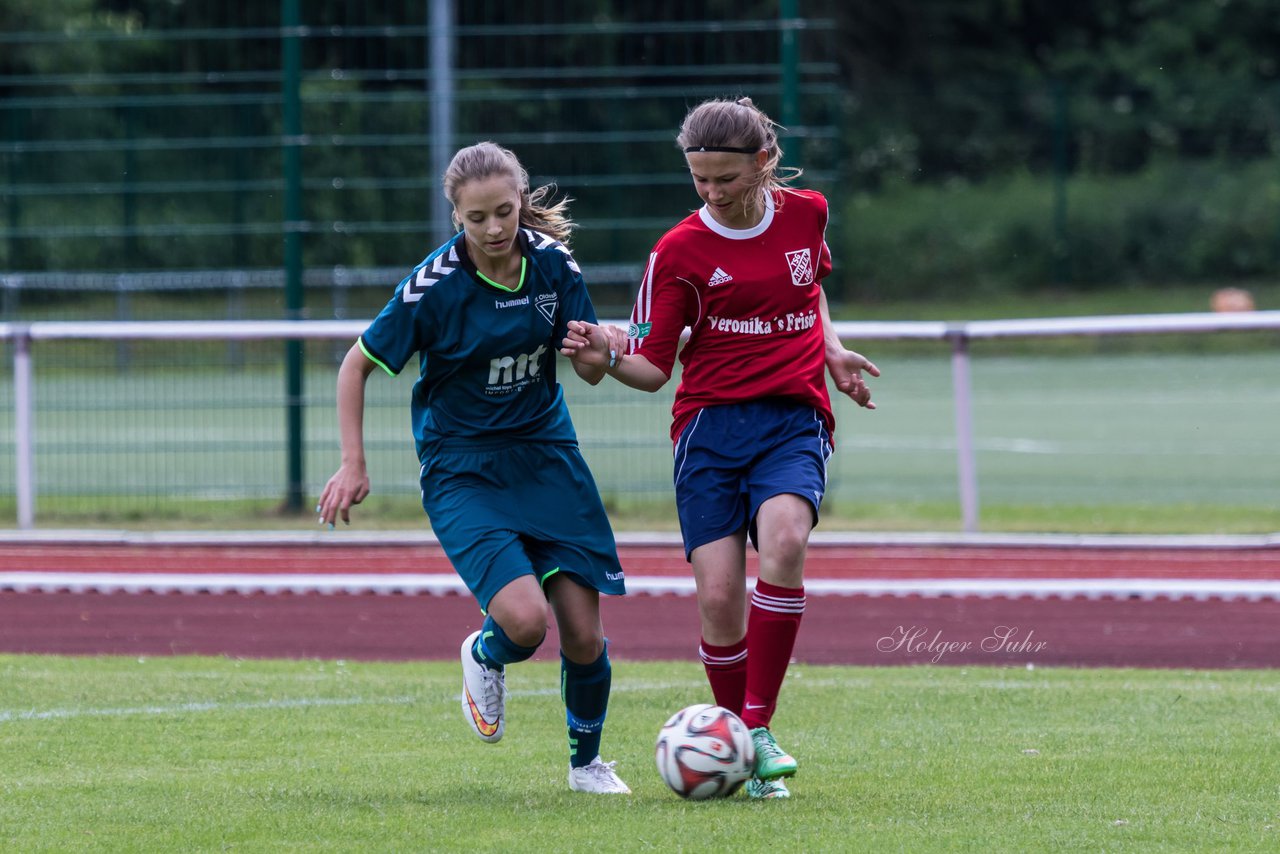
[31,674,1258,725]
[450,678,712,705]
[0,694,417,724]
[963,679,1280,693]
[5,572,1280,600]
[843,436,1061,454]
[0,680,711,725]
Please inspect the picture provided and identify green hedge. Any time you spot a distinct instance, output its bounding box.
[838,159,1280,299]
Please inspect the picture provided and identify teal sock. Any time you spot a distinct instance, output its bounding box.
[562,644,611,769]
[472,615,541,670]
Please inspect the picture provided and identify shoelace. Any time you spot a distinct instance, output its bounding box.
[581,759,623,785]
[755,732,785,760]
[479,667,509,718]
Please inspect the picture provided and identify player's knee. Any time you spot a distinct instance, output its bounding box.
[497,606,548,649]
[506,619,547,650]
[762,521,809,568]
[558,625,604,664]
[557,613,602,646]
[699,593,744,632]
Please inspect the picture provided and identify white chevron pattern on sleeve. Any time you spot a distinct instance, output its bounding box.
[522,228,580,274]
[402,245,459,303]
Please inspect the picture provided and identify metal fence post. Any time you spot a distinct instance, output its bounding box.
[780,0,802,165]
[948,326,979,532]
[13,327,35,528]
[282,0,306,513]
[428,0,455,246]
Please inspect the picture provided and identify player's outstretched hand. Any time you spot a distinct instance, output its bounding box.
[316,463,370,528]
[561,320,620,369]
[600,323,628,360]
[828,348,880,410]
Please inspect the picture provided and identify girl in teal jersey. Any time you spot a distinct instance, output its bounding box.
[317,141,631,795]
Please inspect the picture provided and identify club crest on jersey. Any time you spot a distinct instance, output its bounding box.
[535,293,558,325]
[786,248,814,286]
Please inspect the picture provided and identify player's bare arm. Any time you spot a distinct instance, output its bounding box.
[819,287,879,410]
[601,325,669,393]
[316,344,376,526]
[562,320,668,391]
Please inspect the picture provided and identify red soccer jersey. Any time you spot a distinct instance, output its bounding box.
[627,188,835,445]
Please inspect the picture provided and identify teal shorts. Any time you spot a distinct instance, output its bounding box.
[420,440,626,612]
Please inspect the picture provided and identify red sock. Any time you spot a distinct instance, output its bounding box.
[698,636,747,715]
[741,579,805,730]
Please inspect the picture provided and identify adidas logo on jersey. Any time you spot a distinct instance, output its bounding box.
[707,267,733,287]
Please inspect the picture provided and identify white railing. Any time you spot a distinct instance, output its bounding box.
[4,311,1279,530]
[826,311,1280,531]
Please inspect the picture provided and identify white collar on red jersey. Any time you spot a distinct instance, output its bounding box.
[697,190,776,240]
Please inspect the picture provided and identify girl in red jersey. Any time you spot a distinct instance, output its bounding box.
[561,97,879,799]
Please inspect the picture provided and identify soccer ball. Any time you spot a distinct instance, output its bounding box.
[654,703,755,799]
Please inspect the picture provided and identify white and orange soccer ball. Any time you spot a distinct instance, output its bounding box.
[654,703,756,799]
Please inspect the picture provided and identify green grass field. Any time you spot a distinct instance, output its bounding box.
[2,656,1277,852]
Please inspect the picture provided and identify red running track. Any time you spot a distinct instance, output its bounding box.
[3,540,1280,579]
[2,539,1279,667]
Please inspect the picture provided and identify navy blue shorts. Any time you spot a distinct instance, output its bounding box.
[672,399,833,560]
[421,441,626,612]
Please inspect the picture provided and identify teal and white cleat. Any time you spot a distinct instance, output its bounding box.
[746,776,791,799]
[750,727,798,780]
[460,630,506,743]
[568,756,632,794]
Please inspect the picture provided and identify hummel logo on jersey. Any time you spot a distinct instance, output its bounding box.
[403,245,459,303]
[786,248,814,286]
[707,267,733,287]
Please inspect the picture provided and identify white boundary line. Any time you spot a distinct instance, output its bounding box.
[3,572,1280,601]
[0,695,411,723]
[0,679,712,725]
[0,529,1276,549]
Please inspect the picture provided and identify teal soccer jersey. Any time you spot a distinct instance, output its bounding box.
[359,227,596,457]
[358,227,625,608]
